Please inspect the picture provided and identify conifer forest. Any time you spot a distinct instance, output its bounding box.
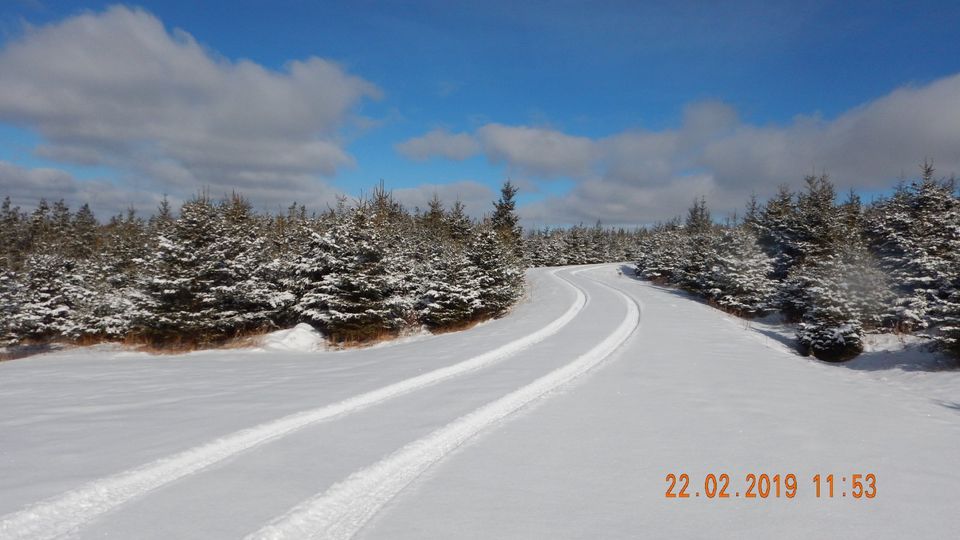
[0,183,525,350]
[2,166,959,363]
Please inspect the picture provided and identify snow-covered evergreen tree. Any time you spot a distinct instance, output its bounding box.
[468,226,524,318]
[137,195,301,342]
[312,207,407,341]
[0,186,520,349]
[0,270,21,345]
[636,220,688,283]
[7,253,94,341]
[446,200,474,245]
[417,245,481,329]
[706,228,775,317]
[1,197,28,270]
[795,242,892,361]
[755,185,800,279]
[491,180,523,259]
[209,195,291,333]
[865,163,960,340]
[137,196,217,341]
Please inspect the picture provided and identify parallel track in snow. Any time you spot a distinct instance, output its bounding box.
[247,272,641,540]
[0,269,589,540]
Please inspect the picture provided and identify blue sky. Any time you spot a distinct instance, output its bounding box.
[1,1,959,224]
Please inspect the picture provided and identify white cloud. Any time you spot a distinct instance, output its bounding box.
[520,174,719,228]
[394,129,480,161]
[0,6,379,207]
[0,160,164,218]
[477,124,597,178]
[391,180,495,219]
[402,74,960,225]
[700,75,960,191]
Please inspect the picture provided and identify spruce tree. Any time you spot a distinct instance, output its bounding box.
[491,180,523,258]
[446,200,474,245]
[9,253,94,341]
[137,195,225,343]
[706,228,776,317]
[795,241,891,361]
[418,245,481,329]
[756,185,800,279]
[468,226,524,318]
[1,197,27,270]
[209,195,289,334]
[0,270,21,345]
[312,207,406,341]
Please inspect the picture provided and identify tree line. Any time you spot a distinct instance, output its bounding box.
[634,164,960,361]
[0,183,525,351]
[524,223,643,266]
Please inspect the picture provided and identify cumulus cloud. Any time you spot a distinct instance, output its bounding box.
[700,75,960,191]
[394,129,480,161]
[400,74,960,225]
[0,5,379,208]
[0,160,164,217]
[391,180,496,219]
[521,174,720,228]
[477,124,598,178]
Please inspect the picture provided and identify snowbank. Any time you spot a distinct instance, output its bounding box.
[253,323,326,353]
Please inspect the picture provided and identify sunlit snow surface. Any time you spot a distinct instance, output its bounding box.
[1,265,957,539]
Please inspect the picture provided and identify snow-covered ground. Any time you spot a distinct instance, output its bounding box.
[1,264,958,539]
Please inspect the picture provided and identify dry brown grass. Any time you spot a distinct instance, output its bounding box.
[325,328,402,349]
[426,316,490,335]
[1,314,507,360]
[121,326,278,355]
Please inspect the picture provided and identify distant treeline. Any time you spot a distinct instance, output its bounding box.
[634,164,960,361]
[0,183,526,350]
[524,224,643,266]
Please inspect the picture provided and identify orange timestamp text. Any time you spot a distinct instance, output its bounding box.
[665,472,877,499]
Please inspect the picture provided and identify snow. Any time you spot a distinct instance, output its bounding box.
[254,323,326,353]
[1,264,958,539]
[248,271,637,540]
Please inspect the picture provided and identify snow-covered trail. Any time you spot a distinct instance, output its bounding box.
[247,275,639,540]
[359,266,960,539]
[66,267,630,539]
[0,268,596,539]
[0,267,580,512]
[1,264,958,539]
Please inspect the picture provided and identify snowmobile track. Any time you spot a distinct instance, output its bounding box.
[246,270,641,540]
[0,268,589,540]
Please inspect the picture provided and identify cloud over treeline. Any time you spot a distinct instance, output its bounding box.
[398,75,960,225]
[0,5,379,213]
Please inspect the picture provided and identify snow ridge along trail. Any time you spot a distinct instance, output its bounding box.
[248,274,640,540]
[0,269,588,540]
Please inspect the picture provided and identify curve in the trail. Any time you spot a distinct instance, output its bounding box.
[247,272,640,540]
[0,268,589,540]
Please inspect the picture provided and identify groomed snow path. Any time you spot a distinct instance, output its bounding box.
[1,264,958,539]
